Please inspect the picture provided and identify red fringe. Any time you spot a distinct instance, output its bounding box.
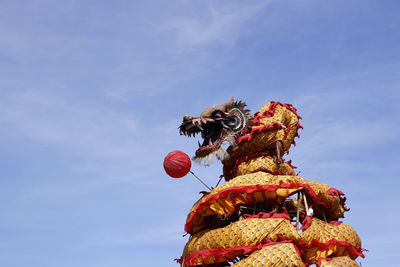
[224,151,273,180]
[243,209,291,220]
[236,123,283,145]
[174,258,183,265]
[234,102,304,153]
[286,160,297,169]
[327,187,344,197]
[300,216,313,231]
[185,181,335,233]
[327,187,347,210]
[180,237,365,266]
[284,125,292,138]
[316,257,332,266]
[329,221,343,226]
[224,152,297,180]
[253,101,302,121]
[181,239,294,267]
[297,238,366,258]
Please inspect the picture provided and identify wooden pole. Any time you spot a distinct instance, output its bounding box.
[303,191,309,212]
[296,192,301,230]
[322,209,327,222]
[275,141,282,164]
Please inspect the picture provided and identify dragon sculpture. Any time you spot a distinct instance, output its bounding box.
[176,98,365,266]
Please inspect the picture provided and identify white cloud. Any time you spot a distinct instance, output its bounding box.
[164,1,270,46]
[289,92,398,155]
[83,217,187,247]
[0,90,141,159]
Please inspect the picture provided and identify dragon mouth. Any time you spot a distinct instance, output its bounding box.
[179,118,227,159]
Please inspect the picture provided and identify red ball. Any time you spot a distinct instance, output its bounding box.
[163,150,191,178]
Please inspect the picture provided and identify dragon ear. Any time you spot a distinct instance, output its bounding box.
[230,96,234,103]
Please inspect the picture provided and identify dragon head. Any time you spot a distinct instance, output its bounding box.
[179,98,253,165]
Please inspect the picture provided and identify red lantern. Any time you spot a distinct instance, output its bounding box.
[164,150,191,178]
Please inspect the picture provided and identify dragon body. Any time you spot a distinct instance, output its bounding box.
[177,100,364,266]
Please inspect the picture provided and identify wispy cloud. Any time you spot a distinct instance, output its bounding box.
[290,91,399,156]
[0,90,140,159]
[82,217,187,247]
[299,119,396,154]
[164,1,270,46]
[0,1,399,266]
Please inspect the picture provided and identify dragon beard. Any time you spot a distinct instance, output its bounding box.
[192,136,236,166]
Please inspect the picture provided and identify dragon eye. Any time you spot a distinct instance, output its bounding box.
[227,117,237,126]
[211,110,225,119]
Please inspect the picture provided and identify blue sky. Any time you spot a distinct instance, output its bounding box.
[0,0,399,266]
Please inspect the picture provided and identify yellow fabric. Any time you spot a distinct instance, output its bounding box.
[233,243,305,267]
[227,102,300,158]
[185,172,306,233]
[181,217,362,266]
[183,218,300,259]
[307,181,345,219]
[301,219,362,264]
[223,155,296,179]
[178,101,363,266]
[319,256,360,267]
[301,219,361,247]
[186,172,345,234]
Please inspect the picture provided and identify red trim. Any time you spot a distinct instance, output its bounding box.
[236,123,283,144]
[253,102,302,121]
[174,258,183,265]
[235,101,303,150]
[284,125,292,138]
[243,210,291,220]
[300,216,313,231]
[329,221,343,226]
[185,181,339,233]
[327,187,348,210]
[181,239,295,267]
[224,151,273,180]
[316,257,333,266]
[327,188,344,197]
[297,238,366,258]
[221,156,296,179]
[225,156,297,181]
[286,160,297,169]
[180,237,365,266]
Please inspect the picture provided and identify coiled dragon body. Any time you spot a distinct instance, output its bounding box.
[177,99,365,266]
